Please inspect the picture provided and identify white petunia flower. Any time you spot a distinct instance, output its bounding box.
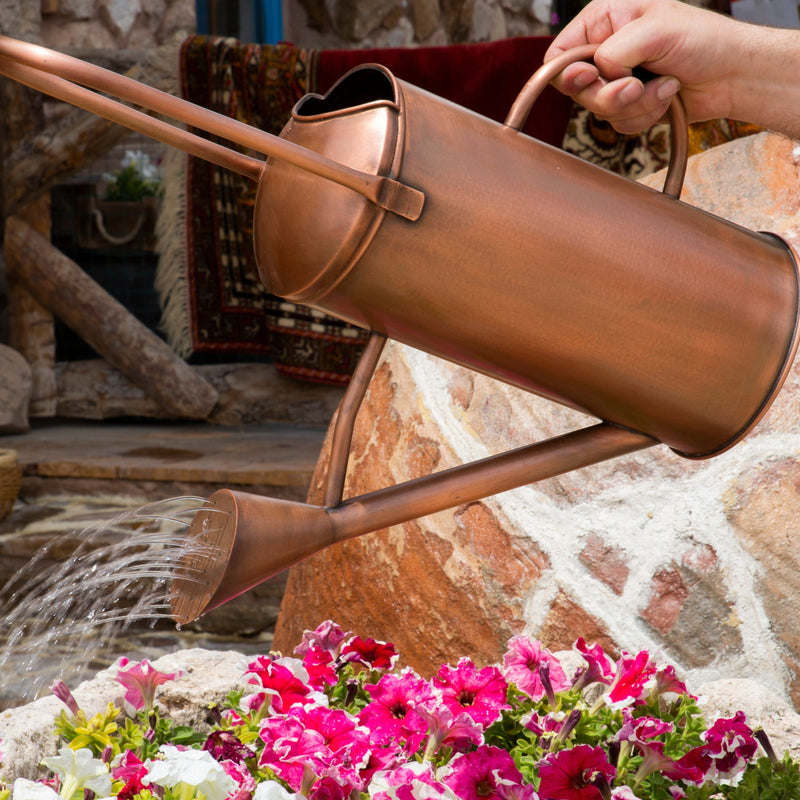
[144,745,237,800]
[11,779,61,800]
[40,747,112,800]
[253,781,304,800]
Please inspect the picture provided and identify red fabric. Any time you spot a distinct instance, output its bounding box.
[314,37,573,148]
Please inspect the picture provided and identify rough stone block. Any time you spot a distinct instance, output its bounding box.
[0,345,32,434]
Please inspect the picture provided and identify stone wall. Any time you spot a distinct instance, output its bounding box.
[38,0,195,50]
[284,0,551,49]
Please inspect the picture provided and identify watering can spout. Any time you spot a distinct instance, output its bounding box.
[170,490,335,625]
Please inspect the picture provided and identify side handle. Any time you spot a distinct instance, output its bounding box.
[505,44,688,199]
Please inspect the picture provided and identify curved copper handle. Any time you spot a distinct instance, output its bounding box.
[505,44,688,200]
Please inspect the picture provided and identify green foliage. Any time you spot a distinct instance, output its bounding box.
[719,751,800,800]
[104,164,160,202]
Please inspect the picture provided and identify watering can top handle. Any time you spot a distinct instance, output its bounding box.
[506,44,688,200]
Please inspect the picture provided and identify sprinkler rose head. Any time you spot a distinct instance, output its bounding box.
[169,490,335,625]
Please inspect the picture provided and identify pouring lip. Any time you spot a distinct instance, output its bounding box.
[254,64,409,304]
[292,63,401,123]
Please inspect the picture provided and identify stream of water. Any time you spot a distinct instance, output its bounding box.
[0,497,227,709]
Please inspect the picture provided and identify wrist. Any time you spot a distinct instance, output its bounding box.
[724,22,800,136]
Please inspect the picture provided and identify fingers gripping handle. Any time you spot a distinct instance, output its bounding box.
[505,44,688,200]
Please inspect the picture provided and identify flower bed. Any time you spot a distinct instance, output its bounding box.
[1,622,798,800]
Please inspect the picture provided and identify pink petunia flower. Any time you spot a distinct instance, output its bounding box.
[501,636,569,702]
[303,646,338,690]
[630,740,682,785]
[369,761,456,800]
[611,788,643,800]
[114,658,180,712]
[258,714,327,790]
[341,637,398,672]
[223,759,257,800]
[442,745,533,800]
[359,668,435,753]
[662,714,759,787]
[571,638,616,691]
[112,751,148,800]
[651,665,695,700]
[307,776,348,800]
[294,621,351,658]
[433,658,509,728]
[616,709,674,744]
[244,656,311,713]
[606,651,657,707]
[699,711,758,782]
[414,704,485,756]
[260,703,371,795]
[538,744,616,800]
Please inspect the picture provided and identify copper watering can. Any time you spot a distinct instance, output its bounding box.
[1,36,797,624]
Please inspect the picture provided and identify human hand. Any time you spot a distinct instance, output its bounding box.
[545,0,738,133]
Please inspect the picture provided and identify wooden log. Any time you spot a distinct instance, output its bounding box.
[6,193,57,417]
[4,216,219,419]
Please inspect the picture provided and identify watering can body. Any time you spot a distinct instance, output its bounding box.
[2,35,799,622]
[255,65,799,459]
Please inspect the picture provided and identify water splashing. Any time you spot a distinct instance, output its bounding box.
[0,496,228,708]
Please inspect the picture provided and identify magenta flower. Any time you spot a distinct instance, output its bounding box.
[442,745,532,800]
[651,665,695,700]
[700,711,758,782]
[370,762,455,800]
[571,638,615,691]
[202,730,256,764]
[307,776,348,800]
[111,751,147,800]
[50,680,80,716]
[294,620,351,658]
[414,703,485,756]
[303,646,338,690]
[341,636,398,672]
[245,656,311,713]
[433,658,510,728]
[501,636,569,701]
[538,744,616,800]
[616,709,674,744]
[606,651,657,707]
[258,714,327,790]
[223,760,256,800]
[630,740,682,785]
[260,703,370,794]
[359,668,435,753]
[114,658,180,711]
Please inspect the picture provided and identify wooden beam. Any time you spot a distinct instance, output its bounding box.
[6,194,57,417]
[4,216,219,420]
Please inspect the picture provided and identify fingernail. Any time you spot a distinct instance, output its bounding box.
[619,79,645,104]
[572,68,595,90]
[656,76,681,101]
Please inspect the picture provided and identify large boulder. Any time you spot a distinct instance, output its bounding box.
[275,131,800,709]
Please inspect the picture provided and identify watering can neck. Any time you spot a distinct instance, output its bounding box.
[255,64,411,300]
